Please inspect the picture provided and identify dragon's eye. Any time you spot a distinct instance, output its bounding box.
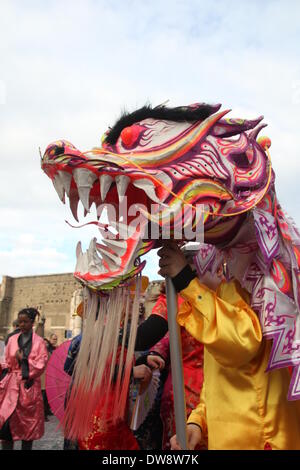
[120,125,140,148]
[54,146,65,156]
[48,145,64,157]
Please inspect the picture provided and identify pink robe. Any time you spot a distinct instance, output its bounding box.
[0,332,48,441]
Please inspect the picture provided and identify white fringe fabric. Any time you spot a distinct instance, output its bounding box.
[62,277,141,440]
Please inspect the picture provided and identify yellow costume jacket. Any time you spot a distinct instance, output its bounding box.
[177,277,300,450]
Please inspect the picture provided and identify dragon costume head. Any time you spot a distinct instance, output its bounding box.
[42,102,272,289]
[41,102,300,438]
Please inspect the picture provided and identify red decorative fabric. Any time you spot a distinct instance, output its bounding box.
[77,342,139,450]
[264,442,272,450]
[151,295,168,321]
[150,295,205,450]
[78,395,139,450]
[158,330,204,450]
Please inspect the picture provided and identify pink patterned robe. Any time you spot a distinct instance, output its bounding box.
[0,332,48,441]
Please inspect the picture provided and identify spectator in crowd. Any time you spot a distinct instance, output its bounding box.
[0,308,48,450]
[41,334,58,421]
[4,319,20,346]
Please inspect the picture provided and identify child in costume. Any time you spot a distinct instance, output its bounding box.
[138,284,205,450]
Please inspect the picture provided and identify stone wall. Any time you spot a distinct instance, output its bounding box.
[0,276,14,336]
[0,273,79,343]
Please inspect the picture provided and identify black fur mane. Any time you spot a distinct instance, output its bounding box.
[105,103,216,145]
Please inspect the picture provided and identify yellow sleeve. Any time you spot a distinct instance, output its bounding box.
[187,378,208,446]
[177,278,262,368]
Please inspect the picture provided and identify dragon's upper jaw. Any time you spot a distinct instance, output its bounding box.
[42,143,175,289]
[42,105,270,290]
[41,141,258,289]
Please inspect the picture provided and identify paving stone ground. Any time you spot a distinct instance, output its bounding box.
[1,415,64,451]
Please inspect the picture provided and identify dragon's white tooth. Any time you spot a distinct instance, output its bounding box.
[103,238,127,256]
[88,237,96,252]
[76,241,83,259]
[73,168,98,188]
[99,250,119,270]
[115,175,130,202]
[98,246,121,265]
[87,248,94,266]
[89,241,107,273]
[133,178,167,206]
[154,172,173,202]
[88,238,99,264]
[93,249,103,264]
[73,169,97,212]
[91,238,103,263]
[89,265,107,275]
[75,253,82,273]
[75,240,107,274]
[103,238,127,249]
[81,253,89,274]
[57,171,72,197]
[75,253,87,273]
[100,175,113,202]
[69,194,79,222]
[75,248,88,274]
[53,174,65,203]
[78,186,92,212]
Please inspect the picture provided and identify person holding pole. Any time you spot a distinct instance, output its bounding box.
[158,241,300,450]
[145,286,205,450]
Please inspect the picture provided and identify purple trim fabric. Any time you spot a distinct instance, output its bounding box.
[193,193,300,401]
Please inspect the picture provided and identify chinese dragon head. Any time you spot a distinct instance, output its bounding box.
[42,103,275,288]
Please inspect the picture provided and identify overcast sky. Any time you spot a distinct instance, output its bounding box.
[0,0,299,283]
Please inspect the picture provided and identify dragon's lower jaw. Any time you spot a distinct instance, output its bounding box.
[73,217,152,290]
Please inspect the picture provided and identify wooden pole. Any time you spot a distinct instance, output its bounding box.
[165,276,188,450]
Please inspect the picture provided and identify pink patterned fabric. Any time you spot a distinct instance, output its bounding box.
[193,192,300,400]
[0,332,48,441]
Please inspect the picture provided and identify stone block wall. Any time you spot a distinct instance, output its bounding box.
[0,273,79,344]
